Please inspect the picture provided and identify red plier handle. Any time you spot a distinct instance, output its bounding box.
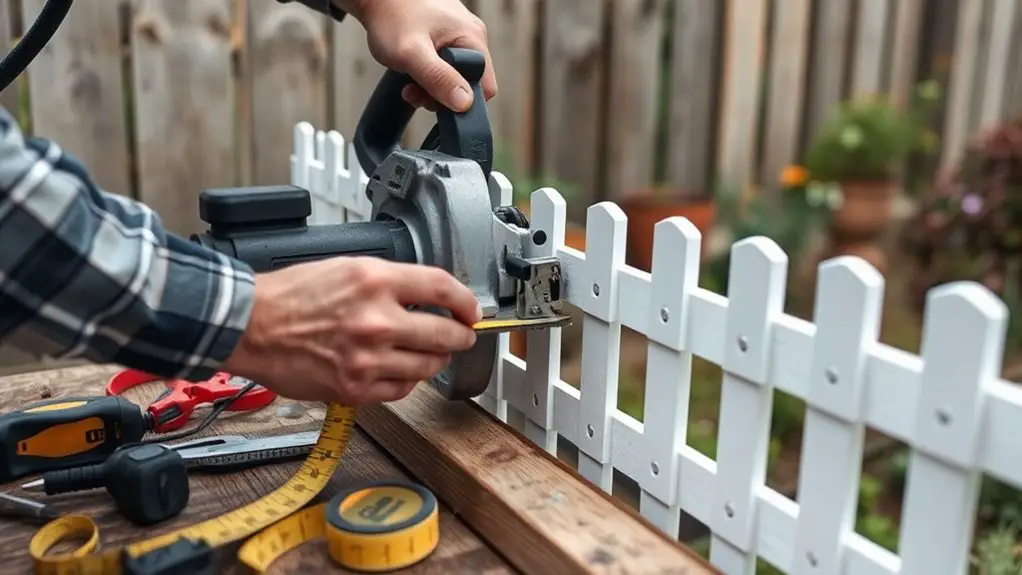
[105,369,277,433]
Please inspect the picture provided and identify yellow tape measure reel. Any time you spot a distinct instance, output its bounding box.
[238,480,440,573]
[28,402,358,575]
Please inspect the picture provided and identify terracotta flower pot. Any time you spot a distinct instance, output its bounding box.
[619,192,716,273]
[829,179,896,243]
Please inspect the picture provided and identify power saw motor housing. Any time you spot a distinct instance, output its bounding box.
[192,48,565,401]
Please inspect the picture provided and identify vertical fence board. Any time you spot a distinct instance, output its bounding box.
[0,0,17,115]
[715,0,768,191]
[791,258,883,575]
[805,0,853,141]
[131,0,236,234]
[1004,5,1022,118]
[940,0,985,170]
[760,0,811,192]
[887,0,923,108]
[539,0,606,221]
[604,0,663,199]
[475,0,539,176]
[247,0,329,186]
[710,237,788,573]
[666,0,721,196]
[21,0,132,197]
[899,284,1006,574]
[977,0,1016,131]
[331,15,384,145]
[849,0,889,98]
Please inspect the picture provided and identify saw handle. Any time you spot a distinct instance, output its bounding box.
[353,47,493,179]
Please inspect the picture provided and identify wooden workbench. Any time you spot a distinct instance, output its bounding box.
[0,365,716,574]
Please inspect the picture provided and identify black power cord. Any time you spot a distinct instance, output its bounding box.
[0,0,73,93]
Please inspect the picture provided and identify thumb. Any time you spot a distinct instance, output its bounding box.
[399,42,474,112]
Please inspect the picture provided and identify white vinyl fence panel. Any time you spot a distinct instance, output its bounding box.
[290,122,1022,575]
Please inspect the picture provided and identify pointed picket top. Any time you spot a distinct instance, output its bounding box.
[528,187,568,251]
[291,121,316,189]
[913,280,1007,468]
[488,170,514,208]
[647,216,702,351]
[723,236,788,383]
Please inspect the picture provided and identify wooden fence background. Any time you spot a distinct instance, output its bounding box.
[0,0,1020,369]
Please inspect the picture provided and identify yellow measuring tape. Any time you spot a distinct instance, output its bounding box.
[237,480,439,572]
[28,402,358,574]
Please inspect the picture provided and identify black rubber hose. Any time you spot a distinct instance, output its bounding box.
[0,0,74,93]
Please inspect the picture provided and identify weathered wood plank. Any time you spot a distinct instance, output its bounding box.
[805,0,853,140]
[715,0,768,192]
[849,0,890,98]
[131,0,237,235]
[978,0,1017,130]
[0,365,515,574]
[538,0,607,221]
[0,0,18,115]
[603,0,663,199]
[940,0,985,169]
[247,0,329,186]
[21,0,132,197]
[760,0,811,193]
[666,0,721,197]
[358,384,718,575]
[474,0,539,175]
[887,0,923,108]
[1004,0,1022,118]
[331,14,385,144]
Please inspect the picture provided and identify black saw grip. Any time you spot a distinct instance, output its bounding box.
[352,47,493,179]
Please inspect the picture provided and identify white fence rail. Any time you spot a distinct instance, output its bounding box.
[290,121,1022,575]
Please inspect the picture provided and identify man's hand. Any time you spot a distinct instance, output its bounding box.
[222,257,481,405]
[339,0,497,112]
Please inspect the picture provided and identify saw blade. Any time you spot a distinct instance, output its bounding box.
[472,314,572,334]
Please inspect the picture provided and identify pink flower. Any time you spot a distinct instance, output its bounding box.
[961,193,983,215]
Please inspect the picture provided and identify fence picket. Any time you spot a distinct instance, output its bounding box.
[131,0,236,234]
[575,203,627,489]
[248,0,329,188]
[978,0,1018,131]
[21,0,131,197]
[477,171,516,422]
[760,0,811,193]
[510,188,567,452]
[638,216,702,536]
[711,237,788,574]
[296,125,1022,575]
[899,283,1006,574]
[791,257,884,574]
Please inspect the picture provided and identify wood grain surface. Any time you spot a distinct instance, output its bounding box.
[359,385,719,575]
[0,365,514,574]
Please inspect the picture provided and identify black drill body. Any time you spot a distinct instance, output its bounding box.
[190,185,417,272]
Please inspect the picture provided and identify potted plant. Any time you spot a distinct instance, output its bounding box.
[903,114,1022,374]
[803,81,941,261]
[702,170,832,309]
[619,186,716,273]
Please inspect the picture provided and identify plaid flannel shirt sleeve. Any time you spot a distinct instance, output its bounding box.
[0,106,256,381]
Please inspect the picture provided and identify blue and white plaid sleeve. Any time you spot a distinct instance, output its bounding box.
[0,106,256,381]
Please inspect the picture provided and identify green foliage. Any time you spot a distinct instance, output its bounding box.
[702,179,828,302]
[803,81,941,182]
[854,474,900,552]
[973,524,1022,575]
[902,112,1022,350]
[491,144,580,206]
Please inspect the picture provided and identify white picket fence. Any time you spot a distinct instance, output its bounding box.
[289,121,1022,575]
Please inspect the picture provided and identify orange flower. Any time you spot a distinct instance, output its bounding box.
[779,165,808,188]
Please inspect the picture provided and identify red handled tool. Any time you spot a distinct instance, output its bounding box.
[105,370,277,433]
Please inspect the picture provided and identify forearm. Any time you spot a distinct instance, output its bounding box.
[0,107,256,381]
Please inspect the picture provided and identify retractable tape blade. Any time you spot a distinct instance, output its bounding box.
[27,403,358,575]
